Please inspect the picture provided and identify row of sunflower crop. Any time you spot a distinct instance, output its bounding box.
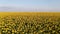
[0,16,60,34]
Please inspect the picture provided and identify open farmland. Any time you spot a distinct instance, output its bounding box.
[0,12,60,34]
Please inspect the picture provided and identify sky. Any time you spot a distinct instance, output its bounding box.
[0,0,60,12]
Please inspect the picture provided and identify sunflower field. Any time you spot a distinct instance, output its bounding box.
[0,12,60,34]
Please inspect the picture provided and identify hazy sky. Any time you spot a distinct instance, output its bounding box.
[0,0,60,11]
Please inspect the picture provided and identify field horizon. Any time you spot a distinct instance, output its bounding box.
[0,12,60,16]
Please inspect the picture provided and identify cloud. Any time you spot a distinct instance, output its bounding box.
[0,6,60,12]
[0,4,60,12]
